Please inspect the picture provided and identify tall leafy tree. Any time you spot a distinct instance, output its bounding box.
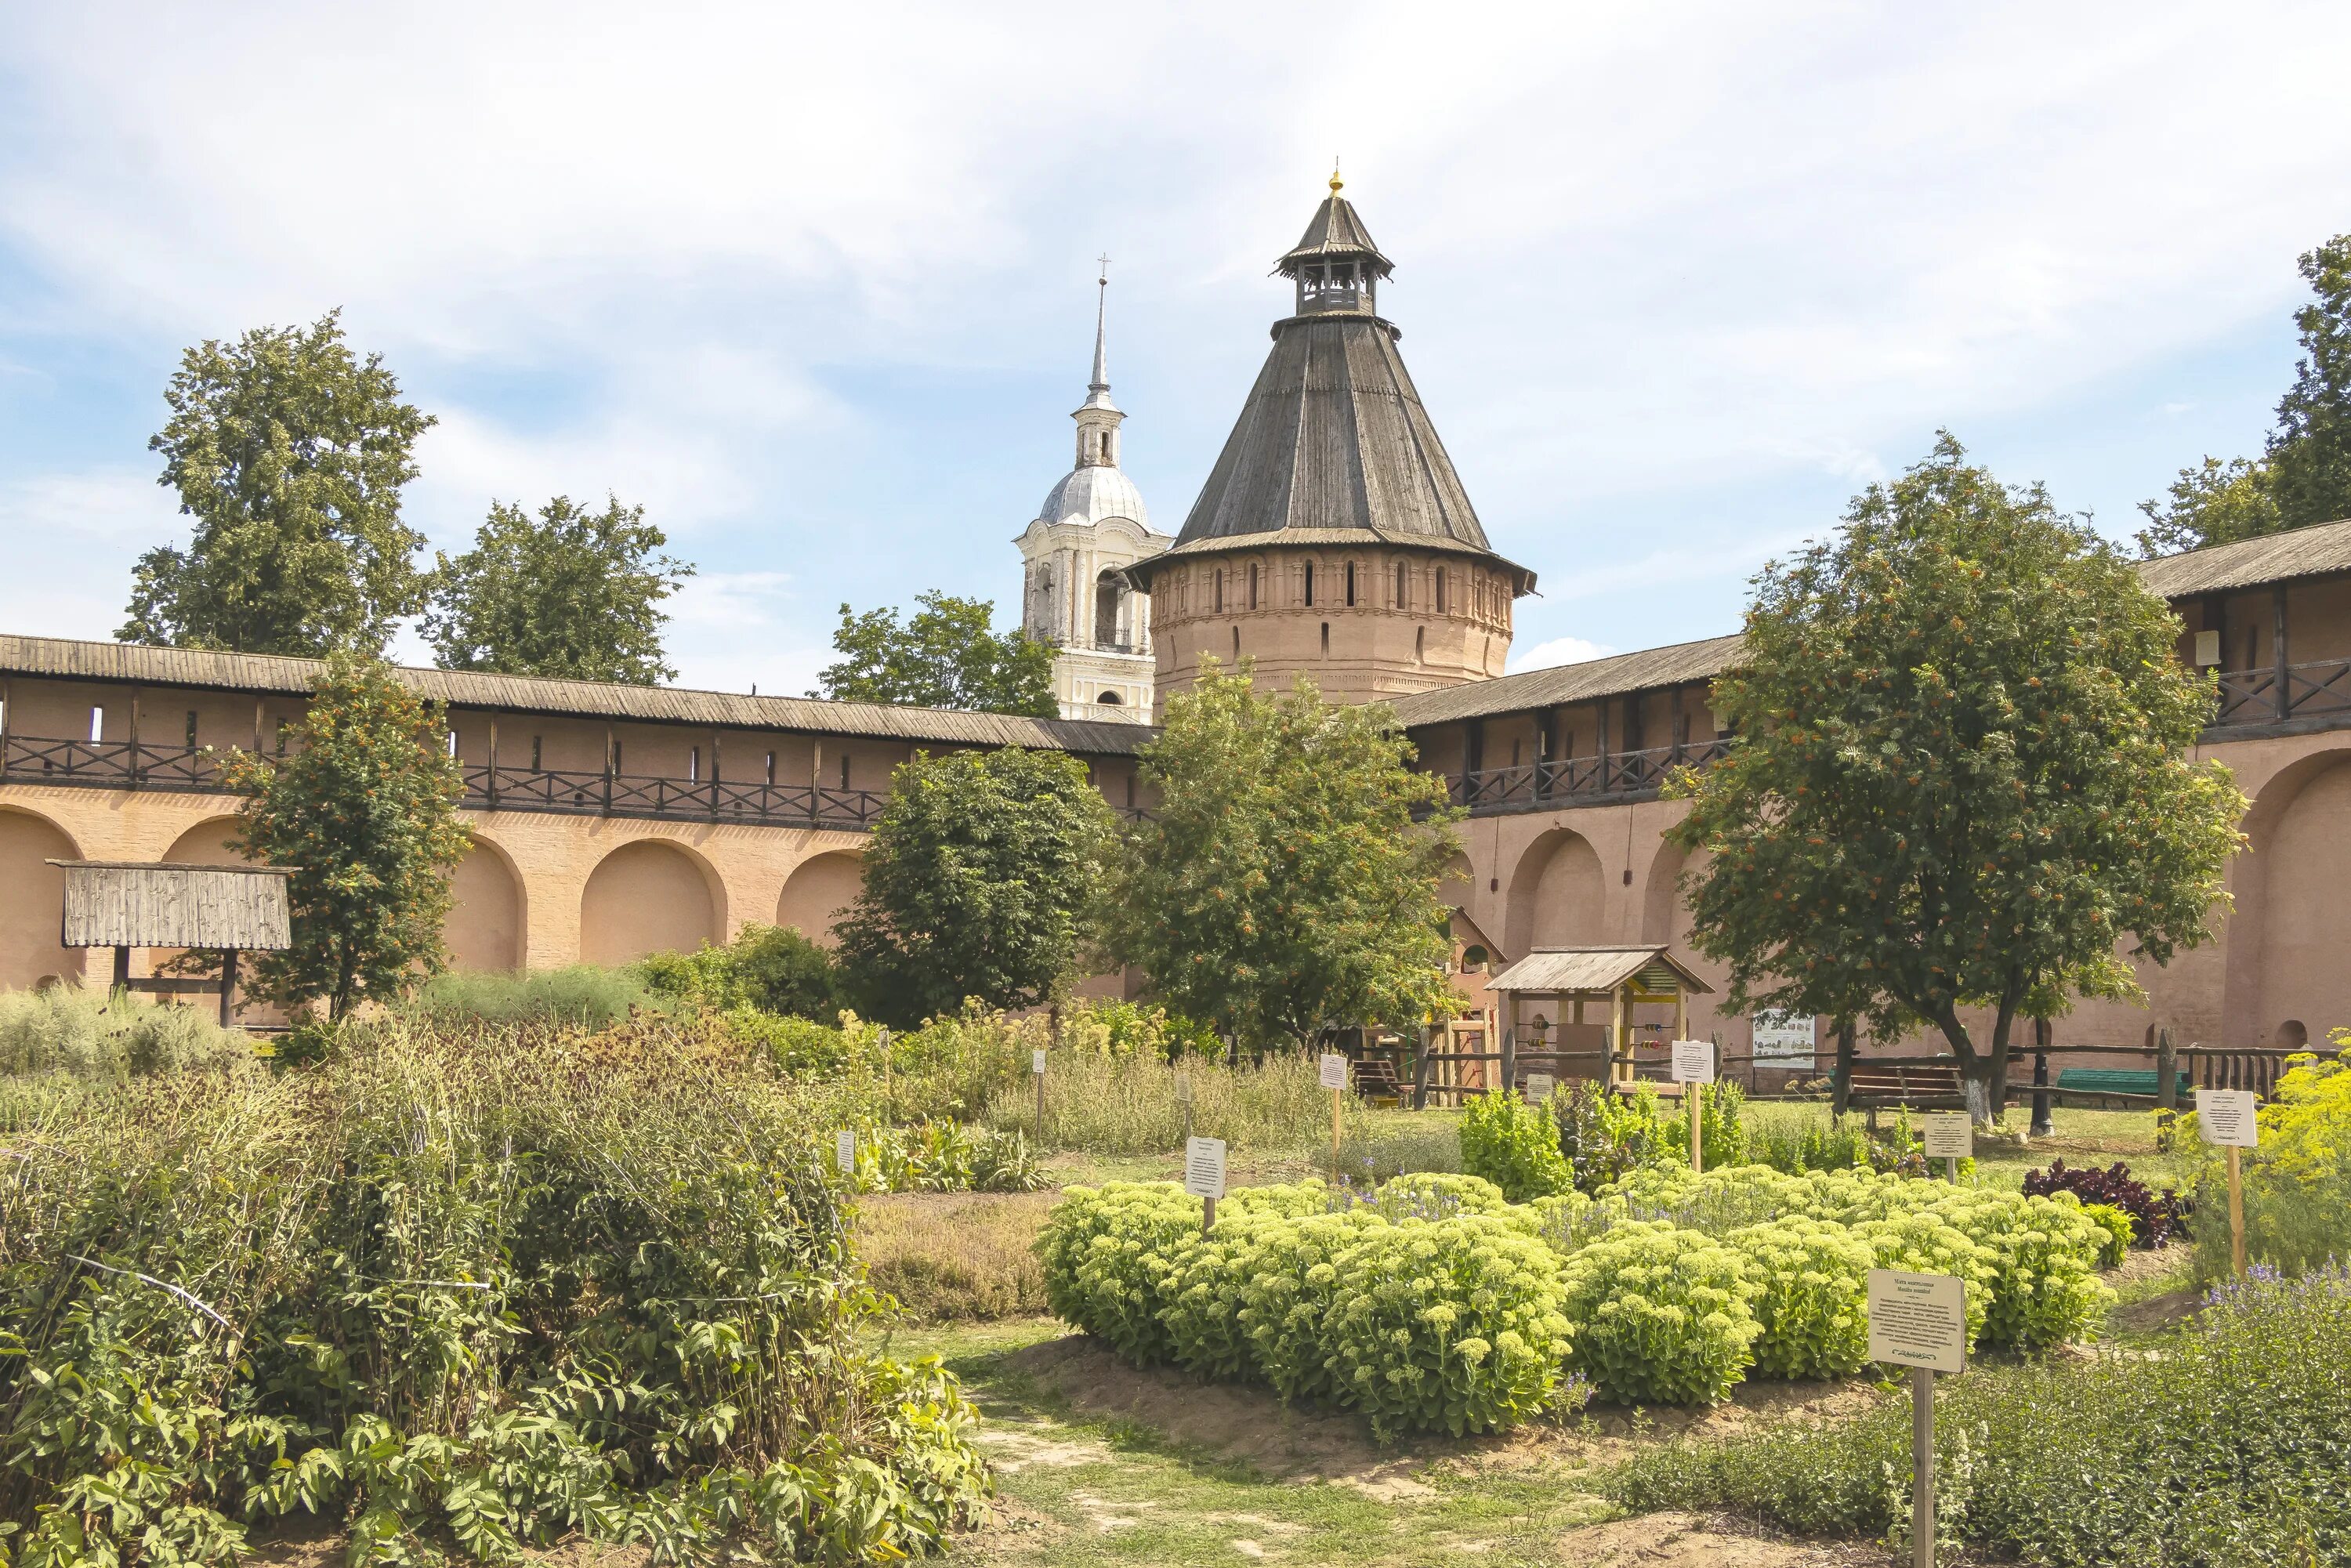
[1672,435,2246,1122]
[2269,233,2351,531]
[123,310,434,655]
[1104,664,1462,1052]
[835,746,1114,1027]
[816,591,1058,715]
[217,656,472,1019]
[423,494,694,683]
[2138,232,2351,555]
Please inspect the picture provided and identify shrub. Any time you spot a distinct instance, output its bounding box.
[1057,998,1222,1060]
[2190,1049,2351,1282]
[1745,1106,1875,1174]
[2081,1203,2133,1267]
[1556,1222,1761,1405]
[2022,1158,2190,1248]
[635,922,844,1021]
[1726,1217,1875,1380]
[0,987,259,1079]
[1552,1079,1678,1191]
[1321,1215,1578,1438]
[851,1120,1048,1193]
[1460,1089,1574,1200]
[1034,1182,1202,1365]
[1673,1079,1750,1168]
[1330,1119,1462,1185]
[984,1047,1344,1155]
[0,1017,988,1565]
[1607,1266,2351,1566]
[408,964,665,1029]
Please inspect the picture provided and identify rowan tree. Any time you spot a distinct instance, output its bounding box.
[218,655,472,1020]
[1103,663,1463,1053]
[124,310,433,655]
[423,494,693,683]
[1670,434,2245,1123]
[815,591,1057,716]
[835,746,1114,1027]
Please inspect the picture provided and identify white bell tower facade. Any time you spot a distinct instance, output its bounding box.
[1013,263,1170,722]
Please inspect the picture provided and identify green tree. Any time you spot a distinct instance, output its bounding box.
[2138,232,2351,555]
[216,656,472,1019]
[422,494,694,683]
[123,310,434,655]
[1103,663,1463,1053]
[1672,435,2245,1123]
[816,591,1058,715]
[2133,455,2284,558]
[2269,234,2351,531]
[835,746,1114,1027]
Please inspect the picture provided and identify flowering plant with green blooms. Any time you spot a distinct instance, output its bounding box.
[1317,1215,1577,1438]
[1225,1176,1335,1220]
[2080,1202,2135,1267]
[1460,1089,1574,1200]
[1230,1211,1392,1403]
[1159,1206,1355,1382]
[1923,1189,2114,1350]
[1034,1182,1202,1364]
[1849,1211,1997,1349]
[1726,1217,1877,1380]
[1346,1171,1512,1220]
[1558,1222,1762,1405]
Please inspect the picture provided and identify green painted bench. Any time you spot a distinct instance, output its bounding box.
[2055,1068,2191,1098]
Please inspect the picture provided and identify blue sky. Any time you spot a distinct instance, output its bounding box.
[3,2,2348,696]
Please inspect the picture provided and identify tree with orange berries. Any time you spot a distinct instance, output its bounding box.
[1670,435,2244,1122]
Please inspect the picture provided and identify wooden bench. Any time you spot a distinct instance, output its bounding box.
[1846,1062,1965,1110]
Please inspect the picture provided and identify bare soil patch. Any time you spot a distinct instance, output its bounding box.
[1554,1513,1893,1566]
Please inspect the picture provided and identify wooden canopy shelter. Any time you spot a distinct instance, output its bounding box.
[49,860,292,1026]
[1485,945,1714,1086]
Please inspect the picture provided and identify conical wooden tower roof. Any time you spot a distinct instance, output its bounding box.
[1131,183,1531,592]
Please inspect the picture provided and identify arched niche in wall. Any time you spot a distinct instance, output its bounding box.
[2251,752,2351,1045]
[445,838,526,972]
[580,838,720,966]
[0,806,82,989]
[1507,826,1607,954]
[777,851,864,947]
[163,817,250,867]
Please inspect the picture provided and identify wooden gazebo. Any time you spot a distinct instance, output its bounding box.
[49,860,292,1026]
[1484,945,1714,1088]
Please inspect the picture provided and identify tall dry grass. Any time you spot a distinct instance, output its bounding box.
[980,1048,1356,1155]
[0,985,259,1079]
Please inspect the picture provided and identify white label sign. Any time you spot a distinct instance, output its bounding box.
[1751,1011,1817,1065]
[1670,1040,1716,1084]
[1922,1113,1972,1161]
[1183,1136,1227,1199]
[835,1130,856,1175]
[1524,1072,1556,1100]
[2197,1088,2260,1148]
[1032,1048,1048,1075]
[1319,1052,1349,1091]
[1867,1269,1968,1374]
[1174,1068,1194,1103]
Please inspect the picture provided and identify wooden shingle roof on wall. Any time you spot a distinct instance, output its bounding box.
[1388,635,1745,729]
[2132,516,2351,599]
[0,634,1151,756]
[51,860,293,950]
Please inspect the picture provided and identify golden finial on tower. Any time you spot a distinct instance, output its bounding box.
[1329,158,1343,194]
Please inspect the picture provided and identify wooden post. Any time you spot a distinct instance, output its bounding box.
[1832,1021,1856,1119]
[1690,1081,1704,1172]
[1610,984,1628,1086]
[1202,1193,1217,1231]
[1911,1367,1936,1568]
[2273,582,2291,720]
[2156,1027,2179,1113]
[1498,1024,1516,1096]
[486,715,498,808]
[218,948,238,1027]
[127,686,142,785]
[2030,1016,2054,1137]
[1412,1034,1433,1111]
[2227,1145,2246,1276]
[253,697,265,754]
[1331,1081,1343,1159]
[603,725,615,813]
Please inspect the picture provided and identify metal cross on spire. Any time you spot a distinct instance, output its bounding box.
[1089,255,1112,393]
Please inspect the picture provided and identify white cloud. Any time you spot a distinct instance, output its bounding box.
[0,469,177,543]
[1509,636,1615,674]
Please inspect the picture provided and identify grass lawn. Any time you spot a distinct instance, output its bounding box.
[859,1100,2201,1566]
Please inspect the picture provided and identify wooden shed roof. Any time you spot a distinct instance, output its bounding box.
[49,860,293,950]
[1486,946,1714,996]
[0,634,1150,756]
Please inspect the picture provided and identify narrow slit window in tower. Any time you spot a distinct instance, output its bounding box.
[1346,561,1356,606]
[1414,627,1425,664]
[764,751,777,785]
[1232,626,1241,659]
[1436,568,1448,614]
[1248,563,1259,609]
[1396,561,1407,607]
[1214,570,1224,613]
[1320,621,1330,655]
[689,746,701,782]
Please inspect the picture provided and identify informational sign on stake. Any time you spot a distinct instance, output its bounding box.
[1184,1135,1228,1228]
[1319,1052,1349,1162]
[1922,1112,1972,1181]
[835,1130,857,1178]
[2198,1088,2261,1275]
[1524,1072,1556,1101]
[1032,1048,1049,1076]
[1032,1048,1048,1140]
[1867,1269,1969,1568]
[1671,1041,1714,1171]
